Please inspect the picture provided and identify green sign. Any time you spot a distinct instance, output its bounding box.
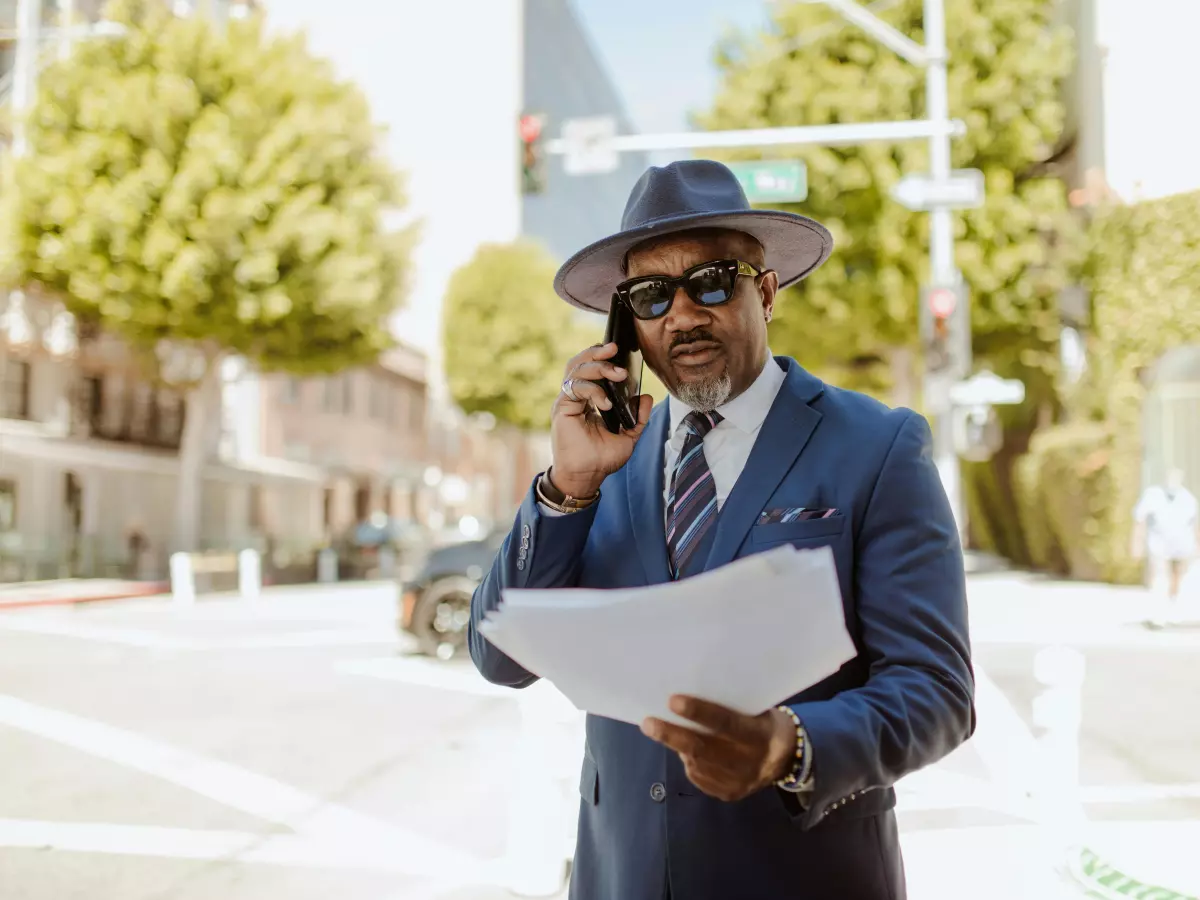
[727,160,808,203]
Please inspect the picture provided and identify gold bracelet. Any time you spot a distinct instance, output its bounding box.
[774,706,811,790]
[538,469,599,511]
[536,475,596,514]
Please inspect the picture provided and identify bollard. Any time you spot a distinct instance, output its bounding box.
[238,549,261,602]
[506,683,571,897]
[169,552,195,606]
[1031,645,1087,851]
[317,548,338,584]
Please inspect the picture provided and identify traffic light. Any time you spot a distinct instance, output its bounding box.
[519,113,546,195]
[920,282,970,378]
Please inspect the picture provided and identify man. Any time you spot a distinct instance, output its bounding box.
[1133,467,1198,628]
[469,160,974,900]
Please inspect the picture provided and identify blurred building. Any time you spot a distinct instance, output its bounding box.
[1063,0,1200,205]
[0,316,326,580]
[521,0,648,266]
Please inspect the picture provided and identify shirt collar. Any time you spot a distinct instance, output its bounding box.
[668,352,785,439]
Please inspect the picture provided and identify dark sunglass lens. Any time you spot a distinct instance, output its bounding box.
[688,264,735,305]
[627,280,674,318]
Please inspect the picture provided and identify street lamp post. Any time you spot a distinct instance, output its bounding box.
[11,0,42,158]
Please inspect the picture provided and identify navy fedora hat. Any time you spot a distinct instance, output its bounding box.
[553,159,833,313]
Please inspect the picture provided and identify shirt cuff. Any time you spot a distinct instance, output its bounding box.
[537,501,568,518]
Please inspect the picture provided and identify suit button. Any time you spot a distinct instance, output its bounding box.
[649,783,667,803]
[522,524,531,539]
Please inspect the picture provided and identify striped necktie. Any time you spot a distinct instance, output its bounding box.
[666,410,723,578]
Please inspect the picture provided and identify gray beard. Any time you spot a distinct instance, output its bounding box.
[673,371,733,413]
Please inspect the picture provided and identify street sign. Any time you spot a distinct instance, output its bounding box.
[727,160,808,203]
[561,116,618,176]
[950,370,1026,407]
[892,168,985,211]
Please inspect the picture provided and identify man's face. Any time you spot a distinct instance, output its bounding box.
[624,229,777,412]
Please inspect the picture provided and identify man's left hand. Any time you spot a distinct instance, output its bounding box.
[641,696,797,803]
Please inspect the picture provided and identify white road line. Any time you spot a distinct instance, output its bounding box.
[0,694,476,874]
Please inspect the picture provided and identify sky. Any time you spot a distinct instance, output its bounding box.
[570,0,770,133]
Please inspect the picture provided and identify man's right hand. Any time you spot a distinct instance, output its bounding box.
[549,342,654,498]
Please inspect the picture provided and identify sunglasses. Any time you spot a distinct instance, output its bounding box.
[614,258,767,320]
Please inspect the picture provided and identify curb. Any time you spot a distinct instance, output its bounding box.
[0,583,168,611]
[1069,846,1198,900]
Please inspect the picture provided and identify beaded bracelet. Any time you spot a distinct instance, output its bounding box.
[774,705,812,790]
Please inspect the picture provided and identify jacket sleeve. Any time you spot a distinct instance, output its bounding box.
[467,476,599,688]
[790,410,975,829]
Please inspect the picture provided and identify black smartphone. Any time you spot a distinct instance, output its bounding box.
[597,295,644,435]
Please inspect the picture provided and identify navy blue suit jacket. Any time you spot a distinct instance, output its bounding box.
[469,358,974,900]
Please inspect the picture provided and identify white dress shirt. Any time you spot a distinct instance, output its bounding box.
[663,352,785,517]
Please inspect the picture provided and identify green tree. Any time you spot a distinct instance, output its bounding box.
[1,0,411,551]
[443,241,593,431]
[699,0,1082,400]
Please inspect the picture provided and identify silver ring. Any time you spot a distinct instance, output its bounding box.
[561,378,580,402]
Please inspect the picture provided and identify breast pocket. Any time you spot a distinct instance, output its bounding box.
[751,514,846,546]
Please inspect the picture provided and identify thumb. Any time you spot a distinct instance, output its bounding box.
[623,394,654,440]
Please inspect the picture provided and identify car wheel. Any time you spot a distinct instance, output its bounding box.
[411,575,476,660]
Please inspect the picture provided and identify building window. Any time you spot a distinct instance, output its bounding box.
[323,377,340,414]
[323,373,358,415]
[281,377,302,406]
[0,479,16,532]
[1,358,31,420]
[88,374,185,449]
[409,388,425,431]
[369,377,390,421]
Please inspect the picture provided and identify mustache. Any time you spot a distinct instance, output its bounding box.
[669,329,719,351]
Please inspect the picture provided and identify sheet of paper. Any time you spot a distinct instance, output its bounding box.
[480,545,856,727]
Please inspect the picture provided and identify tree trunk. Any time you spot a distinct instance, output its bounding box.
[174,361,222,553]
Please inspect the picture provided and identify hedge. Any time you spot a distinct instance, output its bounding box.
[1002,189,1200,582]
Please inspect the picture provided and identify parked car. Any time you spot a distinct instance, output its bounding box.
[335,514,426,580]
[399,529,507,659]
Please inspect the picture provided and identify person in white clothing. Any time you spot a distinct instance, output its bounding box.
[1132,468,1198,627]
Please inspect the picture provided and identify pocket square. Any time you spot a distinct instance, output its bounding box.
[757,507,839,525]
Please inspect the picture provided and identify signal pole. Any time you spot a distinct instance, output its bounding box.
[920,0,969,541]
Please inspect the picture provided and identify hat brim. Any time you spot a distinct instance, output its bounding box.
[553,209,833,313]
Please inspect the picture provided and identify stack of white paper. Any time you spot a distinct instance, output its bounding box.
[478,545,856,728]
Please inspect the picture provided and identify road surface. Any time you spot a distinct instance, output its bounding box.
[0,575,1196,899]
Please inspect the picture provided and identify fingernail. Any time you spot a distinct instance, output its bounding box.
[640,720,653,736]
[669,696,686,714]
[613,366,626,376]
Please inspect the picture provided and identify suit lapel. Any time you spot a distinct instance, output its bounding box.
[626,401,671,585]
[703,358,825,572]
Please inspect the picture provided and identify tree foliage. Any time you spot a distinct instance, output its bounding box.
[0,0,412,550]
[698,0,1082,395]
[1,0,411,374]
[443,241,593,431]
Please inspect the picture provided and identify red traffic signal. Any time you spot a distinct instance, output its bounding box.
[927,286,957,320]
[519,114,543,144]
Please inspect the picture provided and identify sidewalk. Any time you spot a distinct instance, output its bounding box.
[0,578,166,610]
